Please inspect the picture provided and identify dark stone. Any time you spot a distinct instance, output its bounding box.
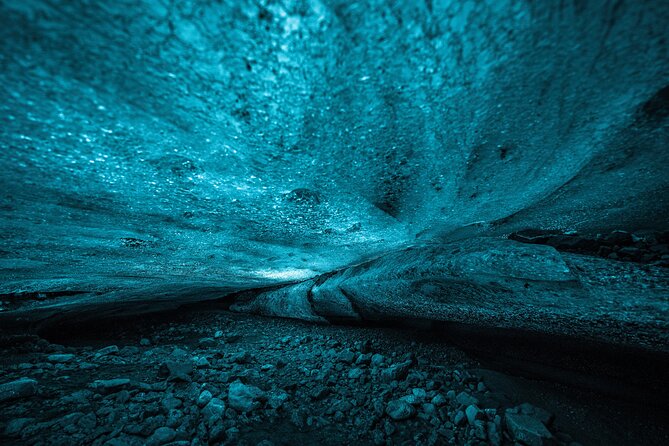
[48,353,75,363]
[381,360,412,382]
[146,427,176,446]
[505,412,553,446]
[228,381,265,412]
[159,360,194,382]
[385,400,416,420]
[95,345,119,357]
[89,378,130,394]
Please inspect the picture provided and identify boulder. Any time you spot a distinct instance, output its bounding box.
[0,378,38,402]
[381,360,412,382]
[228,381,265,412]
[202,398,226,424]
[48,353,74,363]
[146,427,176,446]
[505,412,553,446]
[89,378,130,394]
[159,360,194,382]
[385,400,416,420]
[95,345,119,357]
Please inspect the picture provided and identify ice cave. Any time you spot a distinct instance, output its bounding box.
[0,0,668,445]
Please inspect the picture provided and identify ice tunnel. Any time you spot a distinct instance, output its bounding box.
[1,1,668,445]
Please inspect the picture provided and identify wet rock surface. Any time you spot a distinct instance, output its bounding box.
[1,310,668,445]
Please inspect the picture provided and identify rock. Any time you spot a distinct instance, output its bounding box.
[421,403,436,416]
[356,353,371,365]
[230,350,253,364]
[465,405,482,424]
[412,388,427,400]
[159,360,194,382]
[385,400,416,421]
[61,389,92,405]
[104,435,145,446]
[310,386,330,400]
[488,421,502,446]
[95,345,119,357]
[348,368,364,379]
[431,394,447,406]
[276,358,287,369]
[120,346,139,356]
[4,417,35,436]
[337,350,356,364]
[381,360,412,382]
[0,378,38,402]
[48,353,74,363]
[399,394,422,405]
[618,246,642,259]
[194,356,211,368]
[162,394,183,411]
[70,412,95,434]
[208,424,226,443]
[198,337,217,348]
[331,400,353,414]
[197,390,212,407]
[651,243,669,254]
[505,412,553,446]
[116,390,130,403]
[455,391,478,407]
[370,354,385,367]
[372,429,385,445]
[226,427,240,443]
[146,427,176,446]
[89,378,130,394]
[517,403,555,426]
[228,381,265,412]
[267,390,289,409]
[472,419,488,440]
[214,330,224,338]
[202,398,226,424]
[291,408,309,428]
[454,410,466,426]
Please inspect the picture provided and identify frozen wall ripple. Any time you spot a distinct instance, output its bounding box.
[0,0,667,304]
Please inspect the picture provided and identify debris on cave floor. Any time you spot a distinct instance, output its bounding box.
[0,310,665,446]
[509,229,669,267]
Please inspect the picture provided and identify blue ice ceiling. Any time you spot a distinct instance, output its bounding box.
[0,0,668,299]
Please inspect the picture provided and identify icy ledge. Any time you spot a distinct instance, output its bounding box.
[229,237,669,353]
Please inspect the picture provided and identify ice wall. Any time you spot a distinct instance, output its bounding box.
[0,0,668,303]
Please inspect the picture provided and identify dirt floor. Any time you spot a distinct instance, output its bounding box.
[1,307,668,446]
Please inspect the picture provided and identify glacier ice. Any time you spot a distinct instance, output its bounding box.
[0,0,668,316]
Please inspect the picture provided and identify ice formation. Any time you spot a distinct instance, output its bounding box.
[0,0,668,325]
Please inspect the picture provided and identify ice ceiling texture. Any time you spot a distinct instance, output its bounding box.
[0,0,668,340]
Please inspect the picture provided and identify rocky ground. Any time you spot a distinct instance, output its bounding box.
[0,309,667,446]
[508,229,669,267]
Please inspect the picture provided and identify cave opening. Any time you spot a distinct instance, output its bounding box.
[1,1,668,445]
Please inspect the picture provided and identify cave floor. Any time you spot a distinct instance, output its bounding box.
[1,308,668,446]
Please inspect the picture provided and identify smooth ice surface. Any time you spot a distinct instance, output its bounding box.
[1,1,668,304]
[231,238,669,352]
